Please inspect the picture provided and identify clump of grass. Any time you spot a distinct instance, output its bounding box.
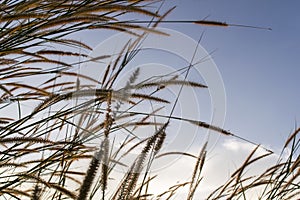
[0,1,298,200]
[207,127,300,200]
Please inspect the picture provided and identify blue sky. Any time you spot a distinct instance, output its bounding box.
[79,0,300,150]
[157,0,300,149]
[142,1,300,196]
[72,1,300,197]
[0,1,298,199]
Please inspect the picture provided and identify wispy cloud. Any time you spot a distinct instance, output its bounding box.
[132,138,285,199]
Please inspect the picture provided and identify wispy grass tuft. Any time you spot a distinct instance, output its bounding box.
[1,1,297,200]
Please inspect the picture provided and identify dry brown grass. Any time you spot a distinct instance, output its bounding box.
[0,1,298,200]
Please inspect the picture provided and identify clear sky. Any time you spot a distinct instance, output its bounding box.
[0,1,298,199]
[154,1,300,197]
[72,0,300,198]
[158,0,300,149]
[78,0,300,150]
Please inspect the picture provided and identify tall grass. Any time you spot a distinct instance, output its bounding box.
[0,0,298,199]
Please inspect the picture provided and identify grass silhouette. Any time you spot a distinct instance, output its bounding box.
[0,1,299,199]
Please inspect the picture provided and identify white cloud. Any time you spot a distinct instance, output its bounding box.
[101,138,297,199]
[128,138,283,199]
